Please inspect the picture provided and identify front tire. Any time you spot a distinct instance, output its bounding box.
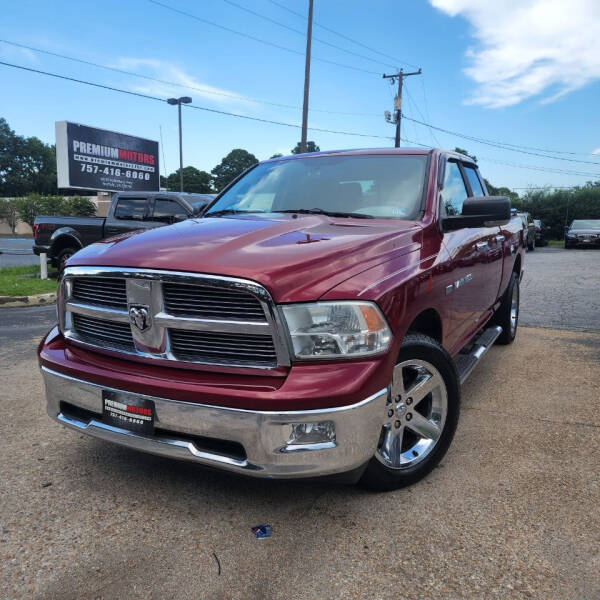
[360,334,460,491]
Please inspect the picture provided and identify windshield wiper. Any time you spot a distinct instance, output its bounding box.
[205,209,266,217]
[278,208,373,219]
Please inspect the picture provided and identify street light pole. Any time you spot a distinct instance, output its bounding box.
[167,96,192,191]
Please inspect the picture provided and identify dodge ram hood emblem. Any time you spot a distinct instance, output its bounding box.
[129,305,151,331]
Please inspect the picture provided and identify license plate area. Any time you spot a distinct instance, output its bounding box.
[102,390,155,434]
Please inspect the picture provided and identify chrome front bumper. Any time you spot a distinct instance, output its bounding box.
[42,367,388,479]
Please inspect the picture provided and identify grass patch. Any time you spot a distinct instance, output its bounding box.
[0,265,58,296]
[546,239,564,247]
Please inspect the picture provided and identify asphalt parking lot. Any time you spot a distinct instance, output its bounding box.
[1,248,599,599]
[0,237,39,268]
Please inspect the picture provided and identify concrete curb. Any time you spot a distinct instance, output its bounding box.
[0,292,57,308]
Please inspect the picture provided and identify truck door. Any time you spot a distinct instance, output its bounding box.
[440,160,503,349]
[104,196,154,238]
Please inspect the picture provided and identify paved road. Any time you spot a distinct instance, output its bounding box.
[519,246,599,331]
[1,248,599,599]
[0,237,39,268]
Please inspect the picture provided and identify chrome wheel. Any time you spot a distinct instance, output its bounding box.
[376,359,448,470]
[510,281,519,336]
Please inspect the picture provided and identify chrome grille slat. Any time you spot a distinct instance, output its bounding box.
[72,314,135,349]
[62,267,290,369]
[163,282,267,322]
[72,277,127,309]
[169,329,277,365]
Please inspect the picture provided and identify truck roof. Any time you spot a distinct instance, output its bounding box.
[263,147,477,165]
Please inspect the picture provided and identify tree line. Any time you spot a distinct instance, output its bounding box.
[0,195,96,233]
[160,141,320,193]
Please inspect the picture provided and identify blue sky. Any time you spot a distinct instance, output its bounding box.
[1,0,599,190]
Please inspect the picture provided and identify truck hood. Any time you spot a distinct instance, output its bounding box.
[69,214,422,302]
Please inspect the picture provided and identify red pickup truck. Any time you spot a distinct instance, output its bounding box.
[39,148,525,490]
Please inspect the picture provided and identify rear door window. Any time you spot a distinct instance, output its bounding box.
[114,198,148,221]
[441,161,468,216]
[462,165,485,197]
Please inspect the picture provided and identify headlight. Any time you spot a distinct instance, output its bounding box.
[281,301,391,359]
[567,232,576,238]
[57,274,71,334]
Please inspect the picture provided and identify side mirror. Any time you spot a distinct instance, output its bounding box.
[442,196,511,232]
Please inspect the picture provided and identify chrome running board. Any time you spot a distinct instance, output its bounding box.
[455,325,502,384]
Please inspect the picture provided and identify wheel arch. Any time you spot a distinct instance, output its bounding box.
[512,253,522,276]
[50,230,83,257]
[405,308,443,345]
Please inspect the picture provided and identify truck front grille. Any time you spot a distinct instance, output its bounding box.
[61,268,289,370]
[72,277,127,309]
[169,329,277,367]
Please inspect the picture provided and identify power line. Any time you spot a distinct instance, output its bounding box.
[400,135,600,178]
[146,0,380,75]
[0,60,393,140]
[403,82,440,147]
[0,39,376,116]
[221,0,396,69]
[2,60,598,180]
[403,114,597,161]
[266,0,419,69]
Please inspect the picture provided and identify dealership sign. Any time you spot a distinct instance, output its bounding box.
[55,121,160,192]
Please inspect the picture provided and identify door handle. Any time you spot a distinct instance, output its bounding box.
[496,235,505,243]
[475,241,488,251]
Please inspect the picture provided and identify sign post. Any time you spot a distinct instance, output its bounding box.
[55,121,160,192]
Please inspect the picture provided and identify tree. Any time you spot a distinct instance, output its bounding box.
[162,166,213,193]
[291,141,320,155]
[62,196,96,217]
[0,118,57,196]
[38,195,65,216]
[15,194,42,228]
[0,198,19,233]
[211,149,258,191]
[484,179,520,203]
[454,147,477,162]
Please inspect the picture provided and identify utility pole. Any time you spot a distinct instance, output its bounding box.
[300,0,314,153]
[383,68,421,147]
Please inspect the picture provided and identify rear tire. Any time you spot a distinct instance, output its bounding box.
[359,334,460,491]
[494,271,520,345]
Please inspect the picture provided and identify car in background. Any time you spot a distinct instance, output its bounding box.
[33,191,215,271]
[517,212,536,251]
[564,219,600,248]
[533,219,547,247]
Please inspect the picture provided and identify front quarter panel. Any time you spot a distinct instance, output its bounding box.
[322,227,452,361]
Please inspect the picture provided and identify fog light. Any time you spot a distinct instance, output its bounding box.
[287,421,336,446]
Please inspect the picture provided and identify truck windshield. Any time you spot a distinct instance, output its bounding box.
[571,220,600,229]
[205,154,428,220]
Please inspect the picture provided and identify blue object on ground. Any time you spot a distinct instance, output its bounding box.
[251,524,272,539]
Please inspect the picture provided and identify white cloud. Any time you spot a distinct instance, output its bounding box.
[430,0,600,107]
[592,148,600,155]
[113,58,255,107]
